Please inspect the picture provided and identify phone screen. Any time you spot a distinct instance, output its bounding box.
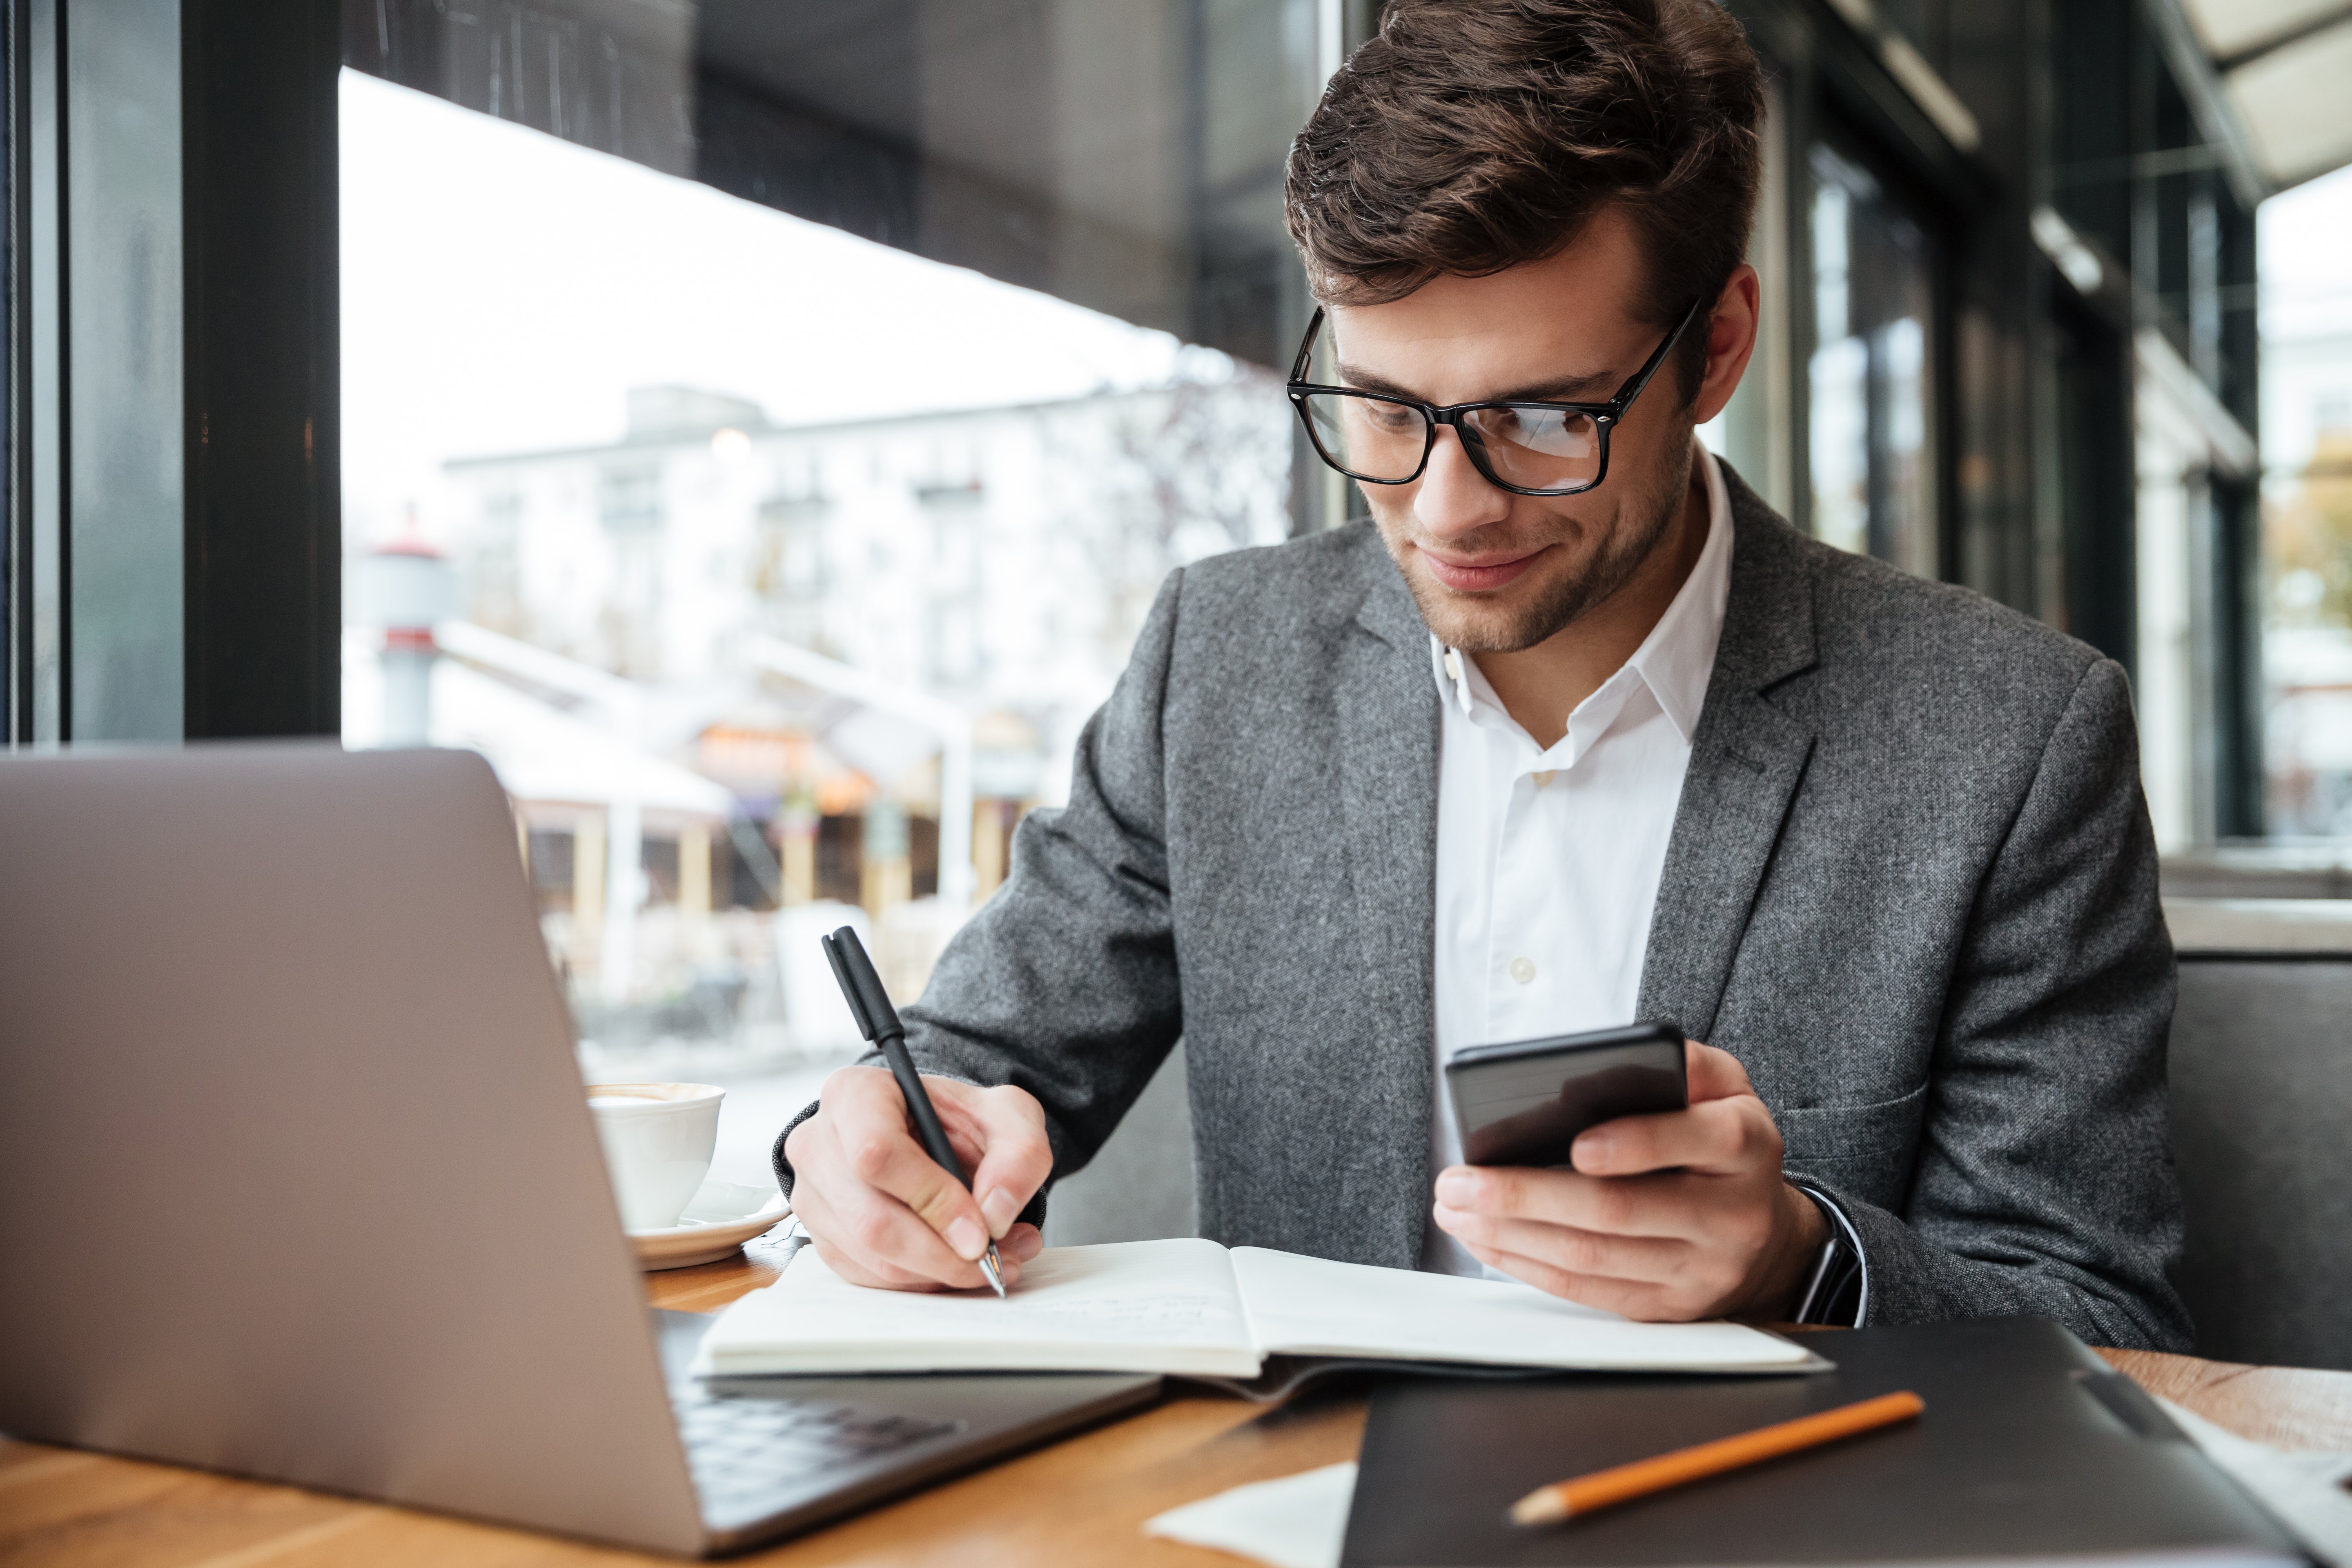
[1445,1022,1688,1167]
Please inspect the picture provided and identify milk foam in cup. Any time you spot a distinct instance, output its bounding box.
[586,1082,725,1232]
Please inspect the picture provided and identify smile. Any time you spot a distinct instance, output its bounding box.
[1417,543,1549,593]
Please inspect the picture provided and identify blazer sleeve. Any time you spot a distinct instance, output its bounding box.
[773,569,1188,1215]
[1801,656,2193,1350]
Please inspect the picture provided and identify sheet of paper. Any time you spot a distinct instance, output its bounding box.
[1230,1247,1817,1372]
[2158,1396,2352,1568]
[699,1237,1262,1376]
[1143,1462,1356,1568]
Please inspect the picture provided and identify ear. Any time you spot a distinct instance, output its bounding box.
[1688,265,1762,426]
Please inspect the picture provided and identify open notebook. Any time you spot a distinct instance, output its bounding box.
[698,1238,1818,1379]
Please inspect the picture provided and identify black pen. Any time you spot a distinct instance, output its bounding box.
[819,926,1007,1296]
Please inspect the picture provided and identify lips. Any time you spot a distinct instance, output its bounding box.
[1419,544,1548,593]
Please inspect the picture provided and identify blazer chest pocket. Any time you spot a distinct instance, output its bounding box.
[1775,1082,1929,1205]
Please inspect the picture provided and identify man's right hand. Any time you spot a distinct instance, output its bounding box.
[783,1065,1051,1291]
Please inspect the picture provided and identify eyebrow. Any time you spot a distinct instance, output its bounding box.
[1332,360,1623,405]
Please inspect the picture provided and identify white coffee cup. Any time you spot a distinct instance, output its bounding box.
[586,1082,725,1232]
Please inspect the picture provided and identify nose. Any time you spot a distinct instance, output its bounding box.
[1412,425,1511,543]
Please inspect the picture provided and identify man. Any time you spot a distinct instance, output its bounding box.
[777,0,2188,1346]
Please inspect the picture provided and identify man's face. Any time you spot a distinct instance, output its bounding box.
[1326,208,1703,654]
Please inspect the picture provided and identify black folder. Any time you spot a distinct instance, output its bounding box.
[1342,1317,2308,1566]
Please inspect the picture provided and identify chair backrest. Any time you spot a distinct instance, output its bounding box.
[1042,1043,1196,1246]
[2169,939,2352,1371]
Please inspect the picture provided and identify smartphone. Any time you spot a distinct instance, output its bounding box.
[1444,1022,1688,1168]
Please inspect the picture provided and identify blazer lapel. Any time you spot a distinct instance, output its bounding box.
[1638,473,1820,1047]
[1332,554,1441,1266]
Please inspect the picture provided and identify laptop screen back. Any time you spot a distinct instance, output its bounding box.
[0,744,704,1555]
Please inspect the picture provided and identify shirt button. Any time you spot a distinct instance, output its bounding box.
[1531,770,1555,787]
[1508,956,1536,985]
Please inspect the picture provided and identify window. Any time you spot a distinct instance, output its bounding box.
[2260,165,2352,836]
[1805,141,1939,578]
[336,2,1327,1138]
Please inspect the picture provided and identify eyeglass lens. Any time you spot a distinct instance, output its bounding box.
[1302,392,1602,491]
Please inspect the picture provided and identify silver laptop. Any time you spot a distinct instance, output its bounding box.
[0,744,1156,1557]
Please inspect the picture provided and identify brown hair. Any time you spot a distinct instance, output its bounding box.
[1285,0,1766,399]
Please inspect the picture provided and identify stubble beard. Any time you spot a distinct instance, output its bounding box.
[1383,439,1695,655]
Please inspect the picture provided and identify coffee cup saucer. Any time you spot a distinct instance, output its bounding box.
[628,1178,791,1271]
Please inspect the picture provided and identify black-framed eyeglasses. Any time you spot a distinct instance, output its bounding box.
[1285,296,1704,498]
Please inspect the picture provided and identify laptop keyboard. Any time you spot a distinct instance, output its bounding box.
[674,1385,962,1510]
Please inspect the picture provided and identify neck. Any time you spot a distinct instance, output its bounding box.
[1472,461,1711,749]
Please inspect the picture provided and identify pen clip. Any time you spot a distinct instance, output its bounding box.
[823,927,904,1042]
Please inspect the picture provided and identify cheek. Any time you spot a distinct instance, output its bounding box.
[1510,502,1619,571]
[1365,488,1417,538]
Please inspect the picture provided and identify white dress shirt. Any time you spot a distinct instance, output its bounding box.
[1421,443,1735,1277]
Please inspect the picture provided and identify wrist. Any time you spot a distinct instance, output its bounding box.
[1735,1180,1831,1321]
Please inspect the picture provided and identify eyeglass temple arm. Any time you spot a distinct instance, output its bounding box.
[1605,296,1708,412]
[1290,307,1326,384]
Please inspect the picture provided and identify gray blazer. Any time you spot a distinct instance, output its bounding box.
[781,468,2190,1351]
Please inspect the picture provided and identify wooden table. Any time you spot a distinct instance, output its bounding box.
[6,1233,2350,1567]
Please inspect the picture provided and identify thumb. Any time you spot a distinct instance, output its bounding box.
[1684,1038,1758,1103]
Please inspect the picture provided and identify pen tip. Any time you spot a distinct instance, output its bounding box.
[980,1245,1007,1298]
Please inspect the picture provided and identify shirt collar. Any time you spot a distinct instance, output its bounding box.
[1430,438,1734,745]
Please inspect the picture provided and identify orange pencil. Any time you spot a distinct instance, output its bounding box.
[1508,1390,1926,1526]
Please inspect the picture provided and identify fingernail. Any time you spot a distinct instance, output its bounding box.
[946,1217,986,1260]
[980,1187,1021,1235]
[1575,1131,1613,1168]
[1011,1229,1044,1261]
[1435,1168,1475,1206]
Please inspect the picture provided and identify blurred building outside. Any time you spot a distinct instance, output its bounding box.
[346,372,1288,1083]
[337,65,1296,1087]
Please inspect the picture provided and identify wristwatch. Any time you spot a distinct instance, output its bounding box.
[1789,1185,1868,1326]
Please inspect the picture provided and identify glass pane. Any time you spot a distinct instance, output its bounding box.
[339,3,1319,1192]
[65,0,183,740]
[1806,142,1938,577]
[2259,167,2352,836]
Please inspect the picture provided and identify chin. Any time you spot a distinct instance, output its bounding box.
[1406,568,1562,655]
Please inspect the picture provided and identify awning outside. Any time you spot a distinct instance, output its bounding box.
[341,631,736,819]
[2182,0,2352,189]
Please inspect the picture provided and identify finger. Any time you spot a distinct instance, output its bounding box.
[791,1113,997,1288]
[802,1180,1004,1290]
[793,1156,986,1289]
[806,1232,948,1292]
[930,1081,1054,1238]
[824,1070,996,1261]
[806,1225,1027,1291]
[1003,1222,1044,1263]
[1461,1240,1689,1321]
[1572,1096,1780,1178]
[1435,1163,1700,1239]
[1684,1039,1756,1102]
[1431,1204,1685,1282]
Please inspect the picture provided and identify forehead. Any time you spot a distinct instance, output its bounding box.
[1324,207,1652,403]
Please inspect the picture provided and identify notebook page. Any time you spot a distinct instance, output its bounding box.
[1229,1247,1817,1372]
[699,1237,1261,1376]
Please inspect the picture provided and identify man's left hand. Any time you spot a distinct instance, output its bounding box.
[1430,1039,1827,1321]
